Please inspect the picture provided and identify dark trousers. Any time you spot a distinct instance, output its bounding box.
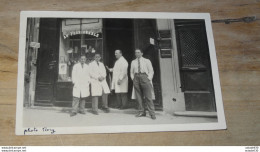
[92,91,108,112]
[116,93,128,108]
[72,97,86,113]
[133,73,155,116]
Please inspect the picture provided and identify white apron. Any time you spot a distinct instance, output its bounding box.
[89,61,110,96]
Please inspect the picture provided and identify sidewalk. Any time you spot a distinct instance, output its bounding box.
[23,107,218,127]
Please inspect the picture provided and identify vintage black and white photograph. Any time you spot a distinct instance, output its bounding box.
[16,12,226,135]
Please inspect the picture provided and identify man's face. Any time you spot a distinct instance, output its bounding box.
[80,56,86,64]
[94,54,101,62]
[135,49,143,58]
[115,50,122,59]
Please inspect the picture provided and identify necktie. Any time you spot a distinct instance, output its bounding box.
[138,58,141,73]
[97,61,99,66]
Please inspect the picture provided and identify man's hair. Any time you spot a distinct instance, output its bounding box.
[135,48,143,53]
[94,52,101,56]
[80,54,86,58]
[78,55,86,62]
[94,52,102,58]
[115,49,122,54]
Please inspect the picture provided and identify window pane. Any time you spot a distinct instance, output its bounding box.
[58,19,103,82]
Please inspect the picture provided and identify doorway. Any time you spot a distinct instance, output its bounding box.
[103,19,135,108]
[134,19,162,110]
[103,19,163,110]
[35,18,59,106]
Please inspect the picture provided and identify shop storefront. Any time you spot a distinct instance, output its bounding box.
[31,18,163,109]
[56,19,104,107]
[25,18,217,113]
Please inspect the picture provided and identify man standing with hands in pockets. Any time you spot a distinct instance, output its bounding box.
[130,48,156,120]
[107,50,129,109]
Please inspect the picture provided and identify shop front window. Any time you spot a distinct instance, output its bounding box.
[58,19,103,82]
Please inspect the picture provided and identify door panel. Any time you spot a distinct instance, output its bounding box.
[134,19,162,110]
[35,18,59,106]
[175,19,216,112]
[183,71,211,91]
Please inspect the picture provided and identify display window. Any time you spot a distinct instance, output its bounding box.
[58,19,103,82]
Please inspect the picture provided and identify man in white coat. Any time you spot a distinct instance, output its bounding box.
[130,49,156,120]
[70,55,90,117]
[107,50,129,109]
[89,53,110,115]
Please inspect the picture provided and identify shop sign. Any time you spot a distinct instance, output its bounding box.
[63,30,99,39]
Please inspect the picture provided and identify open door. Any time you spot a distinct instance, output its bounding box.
[35,18,59,106]
[175,19,216,112]
[103,19,135,107]
[134,19,162,110]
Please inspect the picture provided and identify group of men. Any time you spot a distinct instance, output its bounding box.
[70,49,156,120]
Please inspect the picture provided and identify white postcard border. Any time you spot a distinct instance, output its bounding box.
[16,11,226,135]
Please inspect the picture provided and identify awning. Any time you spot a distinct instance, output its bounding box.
[62,19,102,38]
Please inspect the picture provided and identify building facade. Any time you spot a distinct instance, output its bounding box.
[24,18,216,114]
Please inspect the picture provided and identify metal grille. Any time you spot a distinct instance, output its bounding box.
[179,29,205,67]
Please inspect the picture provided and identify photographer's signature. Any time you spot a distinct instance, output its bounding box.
[24,127,56,135]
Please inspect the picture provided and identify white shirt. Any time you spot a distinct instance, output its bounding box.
[130,57,154,81]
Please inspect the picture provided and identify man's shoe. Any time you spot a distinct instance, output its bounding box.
[79,111,86,114]
[135,112,146,117]
[103,108,110,113]
[119,106,127,110]
[92,111,99,115]
[70,112,77,117]
[115,106,122,109]
[151,115,156,120]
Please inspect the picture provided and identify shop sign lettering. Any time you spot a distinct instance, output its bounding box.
[63,30,99,39]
